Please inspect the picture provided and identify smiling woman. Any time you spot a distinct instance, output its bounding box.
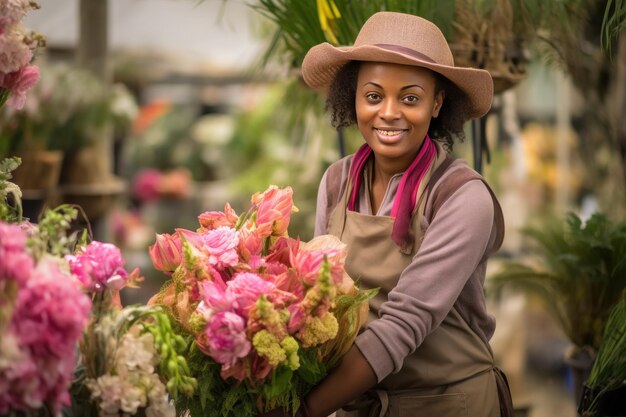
[257,11,511,417]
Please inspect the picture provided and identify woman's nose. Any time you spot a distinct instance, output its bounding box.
[379,99,400,120]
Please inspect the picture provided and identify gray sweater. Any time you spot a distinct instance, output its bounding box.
[314,159,499,381]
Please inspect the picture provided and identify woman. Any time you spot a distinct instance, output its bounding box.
[262,11,511,417]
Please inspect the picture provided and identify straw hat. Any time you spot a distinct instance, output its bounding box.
[302,11,493,119]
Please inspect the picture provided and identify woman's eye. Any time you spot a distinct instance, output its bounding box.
[366,93,381,101]
[402,95,419,103]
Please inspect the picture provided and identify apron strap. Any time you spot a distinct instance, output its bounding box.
[494,367,515,417]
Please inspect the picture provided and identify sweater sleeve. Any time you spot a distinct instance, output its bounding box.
[354,179,495,381]
[314,169,330,237]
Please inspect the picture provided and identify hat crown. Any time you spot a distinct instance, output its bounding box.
[353,12,454,67]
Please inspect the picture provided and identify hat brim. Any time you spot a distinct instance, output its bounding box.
[302,43,493,119]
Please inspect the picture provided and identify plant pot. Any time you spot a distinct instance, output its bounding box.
[578,383,626,417]
[564,345,596,406]
[11,150,63,192]
[57,178,126,222]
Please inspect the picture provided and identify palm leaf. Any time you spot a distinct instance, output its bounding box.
[489,212,626,350]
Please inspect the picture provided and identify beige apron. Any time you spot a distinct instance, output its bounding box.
[328,157,500,417]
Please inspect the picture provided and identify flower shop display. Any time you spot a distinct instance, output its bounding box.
[0,0,43,111]
[0,158,195,417]
[147,185,375,417]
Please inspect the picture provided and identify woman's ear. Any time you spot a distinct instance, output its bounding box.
[432,90,445,118]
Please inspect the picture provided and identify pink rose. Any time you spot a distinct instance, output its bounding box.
[149,232,182,273]
[204,311,250,367]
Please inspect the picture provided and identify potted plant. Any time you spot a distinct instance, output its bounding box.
[489,212,626,404]
[0,61,137,220]
[578,293,626,417]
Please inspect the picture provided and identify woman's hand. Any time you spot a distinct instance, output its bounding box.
[303,345,377,417]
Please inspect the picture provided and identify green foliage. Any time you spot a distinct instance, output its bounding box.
[490,212,626,350]
[602,0,626,53]
[253,0,455,68]
[27,205,87,260]
[583,294,626,415]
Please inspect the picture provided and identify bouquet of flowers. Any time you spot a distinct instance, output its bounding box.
[148,185,374,417]
[0,158,195,417]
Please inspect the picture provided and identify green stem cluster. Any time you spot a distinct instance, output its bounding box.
[141,310,197,399]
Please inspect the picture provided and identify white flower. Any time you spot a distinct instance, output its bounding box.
[115,328,157,375]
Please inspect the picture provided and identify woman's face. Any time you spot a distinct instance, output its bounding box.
[355,62,443,171]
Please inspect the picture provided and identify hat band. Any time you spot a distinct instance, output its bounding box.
[374,43,437,64]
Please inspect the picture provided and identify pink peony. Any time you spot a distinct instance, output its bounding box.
[1,258,91,413]
[225,272,275,315]
[2,65,39,109]
[198,203,239,230]
[204,311,250,368]
[148,232,182,273]
[132,169,161,202]
[65,241,131,292]
[251,186,294,237]
[178,226,239,268]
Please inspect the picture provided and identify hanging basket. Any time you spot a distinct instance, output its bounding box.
[450,0,529,95]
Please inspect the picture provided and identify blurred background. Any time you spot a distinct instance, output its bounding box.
[2,1,626,416]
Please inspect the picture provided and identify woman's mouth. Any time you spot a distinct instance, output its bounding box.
[374,128,406,144]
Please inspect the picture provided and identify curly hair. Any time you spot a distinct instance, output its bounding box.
[326,61,472,150]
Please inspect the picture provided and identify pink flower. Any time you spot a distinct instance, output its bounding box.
[204,311,250,367]
[226,272,275,315]
[197,280,232,316]
[148,232,182,273]
[287,304,305,333]
[132,169,161,202]
[0,31,32,74]
[2,258,91,413]
[251,186,295,237]
[237,228,264,269]
[178,226,239,268]
[0,1,35,27]
[0,222,34,285]
[198,203,239,230]
[65,241,131,292]
[2,65,39,109]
